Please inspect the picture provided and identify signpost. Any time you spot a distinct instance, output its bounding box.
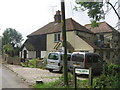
[73,67,93,89]
[75,68,89,75]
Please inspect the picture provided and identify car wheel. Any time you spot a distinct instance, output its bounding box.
[59,67,63,73]
[48,69,53,72]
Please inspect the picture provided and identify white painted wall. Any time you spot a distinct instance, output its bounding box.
[20,46,36,59]
[21,47,28,58]
[41,51,47,58]
[28,51,36,58]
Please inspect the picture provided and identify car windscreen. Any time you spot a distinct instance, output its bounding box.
[48,53,59,60]
[72,54,84,62]
[61,54,71,61]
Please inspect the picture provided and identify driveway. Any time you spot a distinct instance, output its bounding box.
[3,64,62,86]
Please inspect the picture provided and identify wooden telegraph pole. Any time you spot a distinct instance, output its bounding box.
[61,0,68,86]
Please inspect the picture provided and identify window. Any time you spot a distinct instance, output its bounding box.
[80,50,89,53]
[54,33,60,42]
[48,53,59,60]
[72,54,84,62]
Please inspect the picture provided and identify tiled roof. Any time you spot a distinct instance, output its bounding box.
[85,22,115,34]
[28,18,93,37]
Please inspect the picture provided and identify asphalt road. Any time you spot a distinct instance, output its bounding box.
[2,65,30,88]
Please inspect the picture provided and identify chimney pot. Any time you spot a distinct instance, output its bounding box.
[54,10,61,23]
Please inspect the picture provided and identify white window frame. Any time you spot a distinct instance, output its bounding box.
[54,33,60,42]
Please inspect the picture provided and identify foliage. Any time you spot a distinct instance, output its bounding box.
[28,59,36,68]
[3,44,14,57]
[75,1,105,26]
[36,58,47,69]
[105,64,120,76]
[2,28,23,47]
[2,28,23,57]
[93,64,120,88]
[20,62,27,67]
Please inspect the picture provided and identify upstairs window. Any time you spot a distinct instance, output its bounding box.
[54,33,60,42]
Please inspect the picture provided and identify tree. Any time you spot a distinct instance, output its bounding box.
[75,1,105,27]
[2,28,23,47]
[2,28,23,56]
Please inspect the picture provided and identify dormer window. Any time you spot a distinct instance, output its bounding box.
[54,33,60,42]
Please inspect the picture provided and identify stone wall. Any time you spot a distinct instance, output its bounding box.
[6,56,21,65]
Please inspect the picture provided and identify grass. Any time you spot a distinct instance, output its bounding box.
[34,73,89,88]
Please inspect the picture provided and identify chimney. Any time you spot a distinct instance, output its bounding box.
[54,10,61,23]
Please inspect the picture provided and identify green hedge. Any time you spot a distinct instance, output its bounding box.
[93,64,120,88]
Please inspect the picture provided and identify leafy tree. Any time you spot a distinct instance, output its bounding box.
[2,28,23,56]
[75,1,105,27]
[3,44,14,57]
[2,28,23,47]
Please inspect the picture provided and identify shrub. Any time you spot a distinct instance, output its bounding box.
[105,64,120,76]
[28,59,36,68]
[20,62,27,67]
[93,64,120,88]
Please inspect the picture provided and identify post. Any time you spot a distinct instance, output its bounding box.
[89,68,93,86]
[61,0,68,86]
[73,67,77,89]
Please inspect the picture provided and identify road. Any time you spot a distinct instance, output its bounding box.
[2,65,30,88]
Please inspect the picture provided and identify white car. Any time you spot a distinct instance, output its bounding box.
[46,52,71,72]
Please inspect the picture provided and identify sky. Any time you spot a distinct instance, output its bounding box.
[0,0,118,43]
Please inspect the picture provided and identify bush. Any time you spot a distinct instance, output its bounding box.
[93,64,120,88]
[28,59,36,68]
[36,58,47,69]
[20,62,27,67]
[105,64,120,76]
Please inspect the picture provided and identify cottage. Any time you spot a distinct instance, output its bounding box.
[20,10,98,59]
[85,22,120,64]
[20,35,46,59]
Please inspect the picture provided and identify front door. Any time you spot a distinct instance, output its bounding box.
[24,50,27,59]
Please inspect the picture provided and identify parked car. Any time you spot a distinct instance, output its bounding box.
[46,52,71,72]
[69,52,104,74]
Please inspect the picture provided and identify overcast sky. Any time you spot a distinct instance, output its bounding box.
[0,0,118,42]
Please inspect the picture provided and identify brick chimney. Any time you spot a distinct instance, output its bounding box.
[54,10,61,23]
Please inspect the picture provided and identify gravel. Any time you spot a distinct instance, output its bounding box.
[4,64,62,86]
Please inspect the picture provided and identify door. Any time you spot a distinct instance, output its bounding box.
[24,50,27,59]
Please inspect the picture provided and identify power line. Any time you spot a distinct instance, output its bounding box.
[104,0,118,16]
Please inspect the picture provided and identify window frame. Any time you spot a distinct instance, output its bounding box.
[54,33,60,43]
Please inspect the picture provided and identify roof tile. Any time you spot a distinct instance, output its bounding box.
[28,18,93,37]
[85,22,115,33]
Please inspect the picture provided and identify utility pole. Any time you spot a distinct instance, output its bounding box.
[61,0,68,86]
